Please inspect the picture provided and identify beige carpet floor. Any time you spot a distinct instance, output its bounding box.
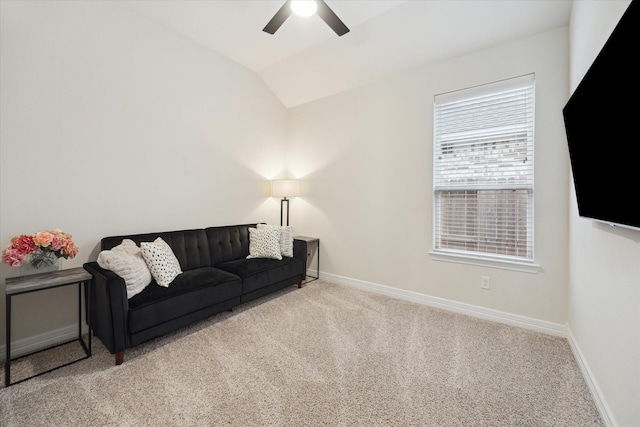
[1,280,602,426]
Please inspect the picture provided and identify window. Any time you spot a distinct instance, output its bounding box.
[433,74,535,263]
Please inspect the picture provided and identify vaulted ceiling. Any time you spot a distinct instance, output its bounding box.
[124,0,572,108]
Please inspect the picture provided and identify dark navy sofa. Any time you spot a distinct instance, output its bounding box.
[83,224,307,365]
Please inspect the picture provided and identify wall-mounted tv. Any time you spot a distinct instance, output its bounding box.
[562,0,639,231]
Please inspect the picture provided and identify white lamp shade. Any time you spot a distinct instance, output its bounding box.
[271,180,300,198]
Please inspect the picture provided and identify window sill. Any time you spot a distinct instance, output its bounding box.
[429,250,541,274]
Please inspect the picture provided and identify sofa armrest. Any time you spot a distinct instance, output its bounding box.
[83,261,130,355]
[293,239,308,280]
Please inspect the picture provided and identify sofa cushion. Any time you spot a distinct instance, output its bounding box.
[102,229,212,271]
[97,239,152,299]
[247,227,282,260]
[140,237,183,287]
[257,224,294,257]
[205,224,254,266]
[217,257,302,294]
[127,267,241,334]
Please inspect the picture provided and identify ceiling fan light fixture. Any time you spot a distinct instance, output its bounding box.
[263,0,349,36]
[290,0,317,17]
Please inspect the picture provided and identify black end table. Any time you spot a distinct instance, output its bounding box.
[294,236,319,284]
[5,267,92,387]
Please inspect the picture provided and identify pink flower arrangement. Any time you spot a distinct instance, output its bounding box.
[2,229,79,268]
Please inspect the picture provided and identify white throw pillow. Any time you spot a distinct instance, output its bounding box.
[97,239,152,299]
[140,237,182,287]
[257,224,294,257]
[247,227,282,260]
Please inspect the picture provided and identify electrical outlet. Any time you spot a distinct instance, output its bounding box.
[481,276,490,290]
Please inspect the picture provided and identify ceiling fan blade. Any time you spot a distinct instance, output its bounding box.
[263,0,293,34]
[316,0,350,36]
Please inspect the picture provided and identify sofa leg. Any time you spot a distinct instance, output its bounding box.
[115,350,124,365]
[298,280,303,288]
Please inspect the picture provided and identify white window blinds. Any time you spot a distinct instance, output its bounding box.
[433,74,535,261]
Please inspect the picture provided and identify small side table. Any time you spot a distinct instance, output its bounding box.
[5,267,92,387]
[294,236,319,284]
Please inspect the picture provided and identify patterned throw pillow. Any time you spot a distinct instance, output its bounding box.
[247,227,282,260]
[97,239,152,299]
[140,237,182,287]
[257,224,294,257]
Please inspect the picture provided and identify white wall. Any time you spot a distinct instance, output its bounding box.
[288,27,570,326]
[566,2,639,426]
[0,1,288,344]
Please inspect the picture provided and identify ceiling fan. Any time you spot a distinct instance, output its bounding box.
[263,0,350,36]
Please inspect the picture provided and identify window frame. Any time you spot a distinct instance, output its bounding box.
[430,74,539,272]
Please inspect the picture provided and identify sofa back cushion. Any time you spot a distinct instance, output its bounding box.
[102,229,211,271]
[205,224,255,266]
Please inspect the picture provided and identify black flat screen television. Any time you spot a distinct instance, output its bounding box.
[562,0,640,231]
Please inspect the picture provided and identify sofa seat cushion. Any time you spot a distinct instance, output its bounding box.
[217,257,303,294]
[127,267,241,334]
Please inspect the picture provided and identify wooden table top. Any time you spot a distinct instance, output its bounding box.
[5,267,91,296]
[294,236,319,243]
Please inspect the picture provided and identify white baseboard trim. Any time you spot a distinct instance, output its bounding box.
[319,271,567,337]
[566,327,617,427]
[0,323,89,362]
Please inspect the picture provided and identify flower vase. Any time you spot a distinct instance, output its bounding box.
[20,250,61,276]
